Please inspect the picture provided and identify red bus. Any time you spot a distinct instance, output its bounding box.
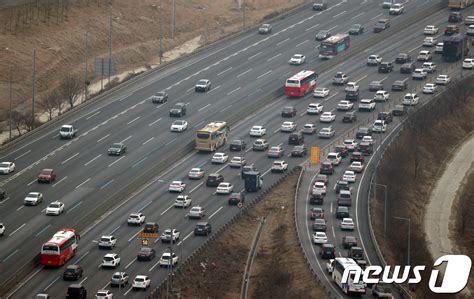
[40,228,79,266]
[319,33,350,59]
[284,70,317,97]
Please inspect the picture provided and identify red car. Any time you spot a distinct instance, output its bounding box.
[444,25,459,36]
[350,152,365,163]
[290,145,308,157]
[37,168,56,183]
[309,207,325,220]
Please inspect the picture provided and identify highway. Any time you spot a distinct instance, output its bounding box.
[0,0,469,297]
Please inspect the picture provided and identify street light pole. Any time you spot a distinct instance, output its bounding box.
[394,216,411,266]
[31,48,36,130]
[159,0,163,64]
[9,67,13,140]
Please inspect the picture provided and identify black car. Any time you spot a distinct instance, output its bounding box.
[288,132,304,145]
[194,222,212,236]
[290,145,307,157]
[358,142,373,155]
[108,143,127,156]
[229,140,246,151]
[448,11,462,23]
[378,112,393,124]
[334,180,350,194]
[0,188,5,200]
[310,193,324,205]
[348,246,365,261]
[400,62,416,74]
[137,247,156,261]
[228,191,245,205]
[312,0,327,10]
[345,90,359,102]
[241,164,258,179]
[206,173,224,187]
[169,103,186,117]
[336,206,350,219]
[392,79,408,91]
[349,24,364,35]
[342,111,357,123]
[356,127,372,139]
[66,284,87,299]
[392,104,406,116]
[312,219,327,231]
[63,265,83,281]
[320,244,336,259]
[151,91,168,104]
[378,62,393,73]
[342,236,358,249]
[281,106,297,117]
[315,30,331,41]
[319,162,334,175]
[143,222,159,233]
[395,53,411,64]
[334,145,349,158]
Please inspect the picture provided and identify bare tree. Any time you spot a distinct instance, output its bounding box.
[11,110,25,136]
[38,90,62,120]
[58,73,82,109]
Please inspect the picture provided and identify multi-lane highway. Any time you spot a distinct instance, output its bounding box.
[0,0,470,297]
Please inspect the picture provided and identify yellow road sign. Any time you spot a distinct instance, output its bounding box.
[142,238,149,246]
[139,232,160,238]
[310,146,320,165]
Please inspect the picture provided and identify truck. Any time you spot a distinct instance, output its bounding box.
[244,171,263,192]
[448,0,473,9]
[371,283,394,298]
[442,34,470,62]
[382,0,395,9]
[59,124,78,139]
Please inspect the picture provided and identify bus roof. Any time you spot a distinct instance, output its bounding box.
[44,229,76,245]
[334,257,360,268]
[287,70,315,81]
[322,33,349,44]
[198,121,227,133]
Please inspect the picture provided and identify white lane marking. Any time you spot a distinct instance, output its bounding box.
[9,223,26,237]
[14,150,31,160]
[330,202,333,214]
[0,197,9,204]
[333,11,346,18]
[355,74,368,83]
[120,135,133,143]
[16,205,24,211]
[110,225,121,235]
[305,23,320,32]
[148,118,162,126]
[221,104,233,112]
[97,134,110,143]
[276,38,290,46]
[2,249,19,262]
[67,201,82,213]
[328,25,338,31]
[193,120,205,128]
[138,200,153,213]
[198,104,211,112]
[52,176,68,187]
[182,231,193,241]
[257,70,272,79]
[237,69,253,78]
[75,178,90,189]
[227,87,241,95]
[84,154,102,166]
[61,153,79,165]
[85,110,101,120]
[100,179,115,190]
[160,204,175,216]
[295,40,309,47]
[262,167,272,176]
[128,229,142,242]
[217,67,232,76]
[166,138,177,146]
[207,85,221,94]
[371,13,383,20]
[351,12,365,19]
[127,116,141,125]
[248,52,262,60]
[124,259,135,269]
[189,182,203,194]
[379,76,388,82]
[73,250,90,264]
[247,88,261,97]
[108,156,125,167]
[209,206,223,219]
[42,276,60,291]
[132,157,148,168]
[27,179,37,186]
[267,53,282,61]
[124,287,133,296]
[332,226,336,239]
[143,137,154,145]
[324,92,339,102]
[79,276,88,285]
[408,45,421,53]
[186,86,194,92]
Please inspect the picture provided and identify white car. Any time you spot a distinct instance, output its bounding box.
[128,213,146,225]
[161,228,180,243]
[24,192,43,206]
[358,99,376,112]
[412,68,427,80]
[168,181,186,192]
[389,3,404,14]
[372,120,387,133]
[417,50,432,62]
[341,218,355,230]
[467,24,474,36]
[422,37,436,47]
[98,235,117,249]
[463,58,474,69]
[343,171,356,183]
[95,290,113,299]
[159,252,179,267]
[170,120,188,132]
[312,181,327,195]
[229,156,246,168]
[435,74,451,85]
[195,79,211,92]
[249,125,266,137]
[59,124,77,139]
[422,62,437,73]
[46,201,64,215]
[313,232,328,244]
[423,83,438,94]
[343,139,358,151]
[0,223,4,236]
[402,93,420,106]
[0,162,15,174]
[313,88,330,98]
[344,82,359,92]
[289,54,306,65]
[101,253,121,268]
[188,167,205,179]
[271,160,288,173]
[367,54,382,66]
[362,135,375,145]
[281,121,297,132]
[216,182,234,194]
[424,25,438,35]
[435,42,444,54]
[318,127,335,139]
[174,195,192,208]
[302,123,317,134]
[307,103,324,114]
[374,90,390,102]
[132,275,151,290]
[327,152,342,166]
[349,161,364,173]
[337,101,353,111]
[326,259,335,273]
[188,206,206,219]
[319,112,336,123]
[211,152,229,164]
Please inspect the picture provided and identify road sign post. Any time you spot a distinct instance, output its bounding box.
[310,146,320,165]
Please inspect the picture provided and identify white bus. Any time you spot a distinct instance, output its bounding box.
[332,257,367,294]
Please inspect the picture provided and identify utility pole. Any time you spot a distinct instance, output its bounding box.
[171,0,176,40]
[159,0,163,64]
[31,48,36,130]
[84,31,89,101]
[108,3,113,85]
[9,67,13,140]
[242,0,246,30]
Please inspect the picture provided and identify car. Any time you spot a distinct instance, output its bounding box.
[378,111,393,124]
[374,90,389,102]
[466,15,474,25]
[0,162,15,174]
[334,145,349,158]
[65,284,86,298]
[318,127,335,139]
[302,123,317,135]
[342,236,358,249]
[336,206,350,219]
[150,91,168,104]
[449,11,463,23]
[127,213,145,225]
[315,174,329,186]
[249,125,266,137]
[378,62,393,73]
[98,235,117,249]
[59,124,78,139]
[281,121,297,132]
[327,152,342,166]
[252,139,269,151]
[206,173,224,187]
[341,218,355,230]
[342,111,357,123]
[319,112,336,122]
[107,143,127,156]
[358,99,376,112]
[0,223,4,236]
[348,246,365,262]
[345,82,359,92]
[110,272,129,287]
[313,232,328,245]
[95,290,113,299]
[132,275,151,290]
[422,62,437,73]
[332,72,348,85]
[137,247,156,261]
[143,222,159,233]
[417,50,432,61]
[229,140,246,151]
[392,79,408,91]
[343,139,357,151]
[63,265,83,281]
[389,3,404,15]
[289,131,304,145]
[351,152,365,163]
[403,93,420,106]
[37,168,56,183]
[312,0,327,10]
[435,42,444,54]
[356,127,372,139]
[168,103,188,118]
[392,104,406,116]
[467,25,474,36]
[412,68,427,80]
[170,120,188,132]
[349,161,364,173]
[424,25,439,35]
[334,180,350,194]
[368,80,384,91]
[228,191,245,205]
[315,29,331,41]
[168,181,186,192]
[258,23,272,34]
[211,152,229,164]
[45,201,64,215]
[229,156,246,168]
[444,25,459,36]
[435,74,451,85]
[423,83,438,94]
[281,106,297,117]
[367,54,382,66]
[313,87,330,98]
[373,120,387,133]
[101,253,120,268]
[463,58,474,69]
[24,192,43,206]
[319,162,334,175]
[271,160,288,173]
[313,219,327,232]
[395,53,411,64]
[161,228,180,243]
[312,181,327,195]
[337,100,354,111]
[349,23,364,35]
[326,259,335,274]
[307,103,324,114]
[188,206,206,219]
[289,54,306,65]
[423,37,437,47]
[0,188,5,200]
[216,182,234,194]
[267,146,285,158]
[195,79,211,92]
[159,252,179,267]
[188,167,205,179]
[361,135,375,145]
[310,193,324,205]
[290,145,307,157]
[309,207,325,220]
[343,170,356,183]
[358,142,374,155]
[174,195,192,208]
[320,244,336,259]
[400,62,416,74]
[194,222,212,236]
[373,19,390,33]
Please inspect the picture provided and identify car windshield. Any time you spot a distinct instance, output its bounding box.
[49,203,60,208]
[197,80,207,85]
[155,92,165,97]
[60,127,70,132]
[135,278,145,282]
[0,163,10,168]
[173,120,185,125]
[110,144,122,150]
[104,256,114,261]
[319,30,329,35]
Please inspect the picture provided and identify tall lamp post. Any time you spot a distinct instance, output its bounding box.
[394,216,411,266]
[372,183,388,258]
